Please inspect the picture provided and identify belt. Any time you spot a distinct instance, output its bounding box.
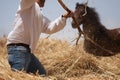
[7,43,30,51]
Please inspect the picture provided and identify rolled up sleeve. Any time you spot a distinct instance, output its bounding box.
[42,16,67,34]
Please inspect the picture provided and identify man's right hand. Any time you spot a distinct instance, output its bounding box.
[62,11,74,18]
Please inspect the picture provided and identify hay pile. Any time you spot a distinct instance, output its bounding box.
[0,37,120,80]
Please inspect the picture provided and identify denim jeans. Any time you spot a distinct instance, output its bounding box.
[7,45,46,75]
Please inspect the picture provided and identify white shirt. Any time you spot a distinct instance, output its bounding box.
[7,0,67,53]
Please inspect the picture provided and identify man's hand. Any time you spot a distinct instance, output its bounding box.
[62,11,74,18]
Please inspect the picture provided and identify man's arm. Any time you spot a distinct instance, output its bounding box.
[41,12,73,34]
[20,0,37,11]
[42,16,67,34]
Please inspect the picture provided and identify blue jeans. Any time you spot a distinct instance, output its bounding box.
[7,45,46,75]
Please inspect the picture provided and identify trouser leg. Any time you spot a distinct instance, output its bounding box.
[27,54,46,75]
[7,46,46,75]
[7,46,31,72]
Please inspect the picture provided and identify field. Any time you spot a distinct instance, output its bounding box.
[0,37,120,80]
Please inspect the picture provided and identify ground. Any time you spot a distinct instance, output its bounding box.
[0,37,120,80]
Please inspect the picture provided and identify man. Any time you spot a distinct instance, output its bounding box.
[7,0,73,76]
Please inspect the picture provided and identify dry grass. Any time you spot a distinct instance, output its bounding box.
[0,37,120,80]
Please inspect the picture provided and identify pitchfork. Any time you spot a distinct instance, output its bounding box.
[58,0,84,45]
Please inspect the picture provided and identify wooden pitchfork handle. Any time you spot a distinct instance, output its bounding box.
[58,0,83,34]
[58,0,71,13]
[58,0,83,44]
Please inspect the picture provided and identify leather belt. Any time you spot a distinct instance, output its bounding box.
[7,43,30,52]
